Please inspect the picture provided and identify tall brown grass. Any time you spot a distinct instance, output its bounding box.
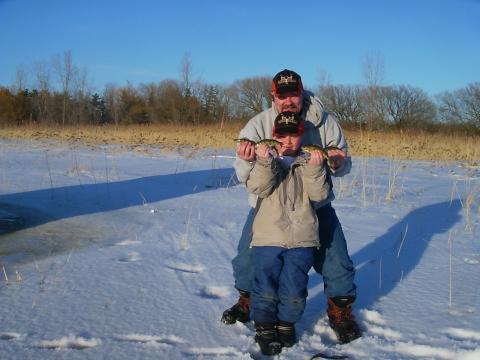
[0,123,478,163]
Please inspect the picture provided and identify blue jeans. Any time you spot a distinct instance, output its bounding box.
[231,203,356,298]
[252,246,315,324]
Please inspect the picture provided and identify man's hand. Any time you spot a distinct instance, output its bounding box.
[236,141,256,161]
[307,150,325,165]
[327,148,347,170]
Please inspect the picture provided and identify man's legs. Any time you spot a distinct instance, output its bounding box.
[314,203,361,343]
[221,208,255,324]
[232,208,255,292]
[314,203,356,297]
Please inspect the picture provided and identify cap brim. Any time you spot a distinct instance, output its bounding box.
[275,84,300,95]
[274,125,301,135]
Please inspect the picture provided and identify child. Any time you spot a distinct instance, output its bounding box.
[246,111,330,355]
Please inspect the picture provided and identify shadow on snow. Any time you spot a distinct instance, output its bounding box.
[304,199,462,336]
[0,167,236,263]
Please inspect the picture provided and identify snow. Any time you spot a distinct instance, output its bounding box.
[0,138,479,359]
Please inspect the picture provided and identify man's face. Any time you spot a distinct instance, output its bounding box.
[272,91,303,114]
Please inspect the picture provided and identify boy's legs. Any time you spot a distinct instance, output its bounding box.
[251,246,283,356]
[251,246,283,323]
[277,247,315,347]
[277,247,315,323]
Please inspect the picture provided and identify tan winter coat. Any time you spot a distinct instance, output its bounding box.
[246,154,330,248]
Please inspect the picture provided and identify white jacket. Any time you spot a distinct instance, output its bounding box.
[234,91,351,208]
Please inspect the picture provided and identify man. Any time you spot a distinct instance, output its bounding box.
[223,69,361,344]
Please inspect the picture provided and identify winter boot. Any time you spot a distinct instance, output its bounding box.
[327,296,362,344]
[277,320,297,347]
[254,322,283,356]
[221,290,250,324]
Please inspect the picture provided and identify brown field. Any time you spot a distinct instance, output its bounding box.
[0,123,479,163]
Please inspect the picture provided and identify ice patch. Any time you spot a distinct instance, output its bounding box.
[115,333,185,345]
[199,285,230,299]
[185,346,239,356]
[359,309,386,325]
[312,318,337,341]
[35,335,101,349]
[0,332,24,341]
[115,239,142,246]
[118,251,141,262]
[382,341,462,359]
[442,327,480,341]
[166,263,205,273]
[368,324,402,340]
[464,257,479,265]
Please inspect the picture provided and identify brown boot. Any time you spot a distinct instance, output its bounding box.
[327,296,362,344]
[221,290,250,324]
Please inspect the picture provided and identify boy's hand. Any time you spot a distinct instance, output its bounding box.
[255,143,271,160]
[308,150,325,165]
[327,148,346,170]
[236,141,256,161]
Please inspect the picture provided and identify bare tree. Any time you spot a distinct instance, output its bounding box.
[362,51,385,87]
[156,79,183,124]
[315,69,332,93]
[32,60,52,123]
[382,85,436,127]
[232,76,271,115]
[437,82,480,128]
[459,83,480,127]
[53,50,77,126]
[362,51,386,127]
[104,84,122,125]
[180,53,192,98]
[13,65,28,94]
[179,53,203,123]
[318,85,365,126]
[71,66,90,125]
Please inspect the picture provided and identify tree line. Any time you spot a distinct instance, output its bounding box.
[0,52,479,133]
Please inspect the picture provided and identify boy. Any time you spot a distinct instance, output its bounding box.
[246,111,329,355]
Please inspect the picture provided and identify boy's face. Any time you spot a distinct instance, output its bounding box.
[272,133,302,156]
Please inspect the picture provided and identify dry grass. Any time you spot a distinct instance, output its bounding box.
[0,123,479,163]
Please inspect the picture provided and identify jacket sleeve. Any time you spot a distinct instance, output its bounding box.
[301,163,330,202]
[323,112,352,177]
[233,115,264,184]
[245,157,278,198]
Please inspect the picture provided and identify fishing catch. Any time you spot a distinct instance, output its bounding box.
[234,138,282,148]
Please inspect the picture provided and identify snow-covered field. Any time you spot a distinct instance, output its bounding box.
[0,139,479,360]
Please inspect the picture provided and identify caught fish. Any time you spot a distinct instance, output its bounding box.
[255,139,282,148]
[234,137,256,145]
[301,144,330,160]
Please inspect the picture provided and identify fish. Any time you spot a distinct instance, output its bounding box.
[233,138,282,148]
[301,144,330,160]
[255,139,282,148]
[234,137,256,145]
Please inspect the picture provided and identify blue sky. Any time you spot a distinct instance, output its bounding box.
[0,0,479,95]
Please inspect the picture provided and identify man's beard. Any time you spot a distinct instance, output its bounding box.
[281,104,300,112]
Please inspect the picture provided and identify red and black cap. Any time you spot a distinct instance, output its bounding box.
[271,69,303,95]
[273,111,304,136]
